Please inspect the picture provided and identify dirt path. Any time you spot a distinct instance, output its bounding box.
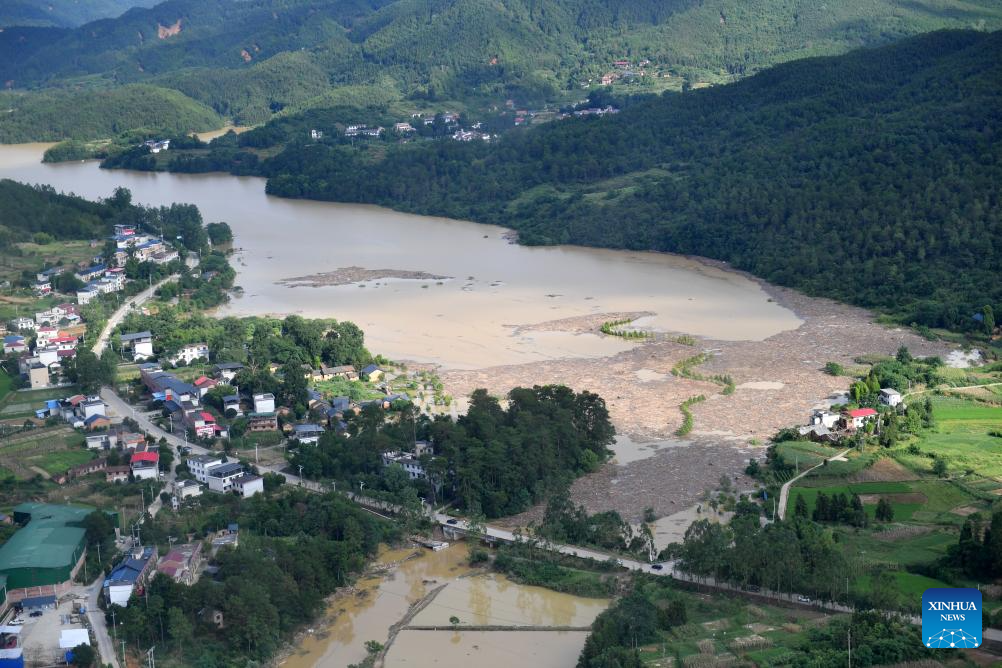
[777,449,851,520]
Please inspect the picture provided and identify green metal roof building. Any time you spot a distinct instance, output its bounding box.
[0,504,94,590]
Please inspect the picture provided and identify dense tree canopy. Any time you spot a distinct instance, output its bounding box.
[293,384,615,517]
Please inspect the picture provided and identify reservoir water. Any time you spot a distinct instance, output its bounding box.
[0,143,800,368]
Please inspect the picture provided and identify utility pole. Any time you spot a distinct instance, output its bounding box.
[848,628,852,668]
[146,645,156,668]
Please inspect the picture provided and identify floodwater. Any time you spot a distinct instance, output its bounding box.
[280,544,607,668]
[0,143,801,369]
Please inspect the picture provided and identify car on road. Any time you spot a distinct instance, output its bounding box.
[797,595,811,603]
[29,611,43,617]
[446,519,459,525]
[650,564,664,571]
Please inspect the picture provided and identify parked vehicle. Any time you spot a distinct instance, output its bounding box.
[650,564,664,571]
[797,595,811,603]
[446,519,459,525]
[29,611,43,617]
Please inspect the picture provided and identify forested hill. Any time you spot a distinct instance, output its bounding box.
[2,0,1001,140]
[0,0,157,28]
[265,30,1002,331]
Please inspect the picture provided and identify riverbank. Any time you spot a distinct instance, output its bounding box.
[440,272,954,523]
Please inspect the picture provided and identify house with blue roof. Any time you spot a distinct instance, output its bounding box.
[104,546,158,606]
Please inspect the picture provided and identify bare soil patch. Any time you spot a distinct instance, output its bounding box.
[871,526,933,542]
[858,492,928,505]
[849,458,918,482]
[436,267,951,520]
[512,312,653,335]
[952,506,980,516]
[277,266,450,287]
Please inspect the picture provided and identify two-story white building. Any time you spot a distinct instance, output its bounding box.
[253,393,275,414]
[187,454,225,483]
[171,343,210,365]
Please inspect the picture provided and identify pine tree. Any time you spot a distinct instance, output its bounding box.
[794,494,808,519]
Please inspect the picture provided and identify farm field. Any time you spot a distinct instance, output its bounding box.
[631,580,833,667]
[893,397,1002,478]
[0,385,80,419]
[0,427,92,479]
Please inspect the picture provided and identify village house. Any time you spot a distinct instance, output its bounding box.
[247,413,279,432]
[193,376,219,398]
[119,331,154,361]
[187,455,224,484]
[231,473,264,498]
[253,393,275,413]
[879,388,903,407]
[86,434,111,450]
[170,342,210,365]
[223,394,242,416]
[156,543,203,585]
[361,364,383,382]
[394,122,416,134]
[381,451,429,480]
[85,414,112,431]
[27,362,49,389]
[143,139,170,153]
[66,458,107,480]
[130,451,160,480]
[3,335,26,354]
[11,316,36,332]
[291,423,325,445]
[105,546,159,607]
[174,479,202,500]
[842,407,878,431]
[205,462,246,493]
[810,409,841,429]
[325,364,358,381]
[106,466,131,483]
[212,362,244,381]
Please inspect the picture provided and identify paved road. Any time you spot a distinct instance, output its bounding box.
[83,577,119,668]
[777,448,851,520]
[92,275,179,357]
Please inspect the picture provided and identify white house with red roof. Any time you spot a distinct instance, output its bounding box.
[131,451,160,480]
[193,376,219,398]
[842,407,877,430]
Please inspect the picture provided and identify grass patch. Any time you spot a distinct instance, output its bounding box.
[840,530,956,566]
[31,449,95,475]
[855,571,949,596]
[892,396,1002,477]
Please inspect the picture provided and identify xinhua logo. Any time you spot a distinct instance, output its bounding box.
[922,588,981,648]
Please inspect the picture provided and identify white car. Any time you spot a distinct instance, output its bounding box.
[797,595,811,603]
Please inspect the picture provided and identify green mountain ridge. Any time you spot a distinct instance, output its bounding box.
[2,0,1001,140]
[0,0,158,29]
[259,29,1002,331]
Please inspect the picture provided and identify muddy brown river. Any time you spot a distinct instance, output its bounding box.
[0,143,800,369]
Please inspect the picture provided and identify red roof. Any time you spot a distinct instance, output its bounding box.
[847,408,877,418]
[131,451,159,464]
[57,349,76,358]
[199,411,215,423]
[194,376,216,387]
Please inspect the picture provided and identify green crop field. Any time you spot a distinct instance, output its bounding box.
[855,571,950,596]
[789,479,979,524]
[892,397,1002,478]
[841,530,957,566]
